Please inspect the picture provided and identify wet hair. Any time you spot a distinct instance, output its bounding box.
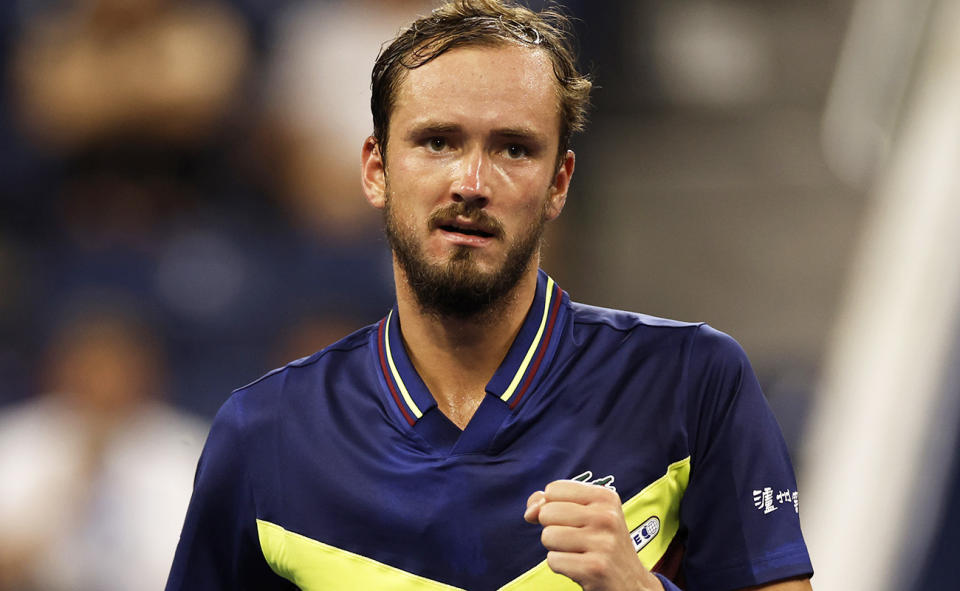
[371,0,592,165]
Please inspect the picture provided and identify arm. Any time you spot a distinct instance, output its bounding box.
[679,327,813,589]
[166,396,282,590]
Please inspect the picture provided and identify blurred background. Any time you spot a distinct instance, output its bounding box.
[0,0,957,589]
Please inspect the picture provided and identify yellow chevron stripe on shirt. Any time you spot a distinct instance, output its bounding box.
[625,456,689,566]
[257,519,463,590]
[256,456,691,590]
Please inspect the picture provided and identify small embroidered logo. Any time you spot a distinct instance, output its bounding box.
[571,470,616,492]
[630,516,661,552]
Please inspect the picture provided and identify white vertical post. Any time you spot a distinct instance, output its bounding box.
[801,1,960,589]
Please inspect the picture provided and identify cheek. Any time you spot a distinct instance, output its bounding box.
[385,191,425,235]
[388,157,450,199]
[519,180,556,216]
[394,205,421,232]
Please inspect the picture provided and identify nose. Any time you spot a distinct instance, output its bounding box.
[453,147,490,206]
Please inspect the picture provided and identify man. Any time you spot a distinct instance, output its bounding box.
[166,1,814,590]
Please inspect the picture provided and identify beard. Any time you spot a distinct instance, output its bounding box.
[383,193,548,321]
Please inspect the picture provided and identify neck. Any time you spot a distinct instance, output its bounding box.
[393,262,540,429]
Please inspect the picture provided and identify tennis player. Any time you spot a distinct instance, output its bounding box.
[166,2,813,589]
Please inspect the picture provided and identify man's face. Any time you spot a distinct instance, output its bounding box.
[362,43,574,318]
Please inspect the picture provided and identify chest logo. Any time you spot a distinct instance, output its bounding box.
[571,470,617,492]
[630,516,661,552]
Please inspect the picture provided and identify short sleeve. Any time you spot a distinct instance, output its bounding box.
[680,325,813,590]
[165,395,286,590]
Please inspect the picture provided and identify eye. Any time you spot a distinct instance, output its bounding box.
[426,137,448,152]
[505,143,528,159]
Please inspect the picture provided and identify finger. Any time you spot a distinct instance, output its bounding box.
[544,479,621,505]
[526,490,546,509]
[545,549,609,587]
[523,490,546,523]
[541,524,592,553]
[536,500,593,527]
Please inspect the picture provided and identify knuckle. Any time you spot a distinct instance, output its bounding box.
[590,507,620,530]
[585,554,610,579]
[600,486,620,502]
[601,508,621,528]
[543,480,564,497]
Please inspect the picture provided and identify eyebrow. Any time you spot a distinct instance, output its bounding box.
[495,127,542,141]
[405,122,546,143]
[406,122,461,138]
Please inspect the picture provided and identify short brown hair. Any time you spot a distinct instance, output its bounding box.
[371,0,592,164]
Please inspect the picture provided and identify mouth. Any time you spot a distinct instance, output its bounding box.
[438,223,496,239]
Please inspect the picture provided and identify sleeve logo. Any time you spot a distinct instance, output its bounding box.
[629,516,661,552]
[752,486,799,514]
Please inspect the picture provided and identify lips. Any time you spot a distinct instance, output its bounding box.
[427,203,505,246]
[432,212,501,239]
[438,221,496,238]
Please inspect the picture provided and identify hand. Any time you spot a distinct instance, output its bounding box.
[524,480,665,591]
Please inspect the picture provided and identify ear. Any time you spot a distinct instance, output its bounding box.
[545,150,575,220]
[361,135,387,209]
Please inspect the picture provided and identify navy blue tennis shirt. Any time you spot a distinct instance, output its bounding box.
[167,270,813,590]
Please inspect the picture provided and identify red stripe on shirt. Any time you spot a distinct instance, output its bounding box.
[377,317,415,426]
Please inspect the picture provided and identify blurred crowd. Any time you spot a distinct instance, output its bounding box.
[0,0,428,420]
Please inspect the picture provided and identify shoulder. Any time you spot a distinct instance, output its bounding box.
[213,322,380,427]
[567,301,704,348]
[240,322,376,391]
[569,301,701,333]
[196,322,380,480]
[567,301,748,369]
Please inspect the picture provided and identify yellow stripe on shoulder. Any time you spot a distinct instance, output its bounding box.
[499,457,691,590]
[256,519,464,591]
[623,456,691,568]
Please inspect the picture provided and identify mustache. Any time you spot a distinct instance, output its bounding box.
[428,203,505,238]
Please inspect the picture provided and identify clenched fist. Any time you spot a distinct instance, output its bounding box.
[524,480,665,591]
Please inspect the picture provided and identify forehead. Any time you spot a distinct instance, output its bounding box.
[391,43,561,136]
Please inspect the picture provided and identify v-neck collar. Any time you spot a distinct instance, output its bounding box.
[374,270,568,454]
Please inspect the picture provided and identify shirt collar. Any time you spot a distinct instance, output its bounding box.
[376,270,567,426]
